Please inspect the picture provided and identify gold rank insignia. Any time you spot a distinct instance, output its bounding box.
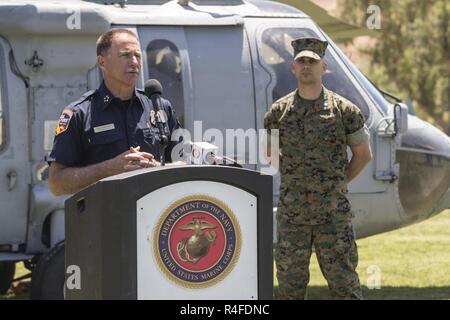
[55,108,73,136]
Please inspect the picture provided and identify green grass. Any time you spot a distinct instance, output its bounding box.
[274,209,450,299]
[0,262,31,300]
[2,210,450,299]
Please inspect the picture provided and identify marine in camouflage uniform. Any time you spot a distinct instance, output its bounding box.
[264,37,371,300]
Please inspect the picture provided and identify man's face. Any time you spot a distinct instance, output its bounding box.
[98,32,141,88]
[291,56,327,85]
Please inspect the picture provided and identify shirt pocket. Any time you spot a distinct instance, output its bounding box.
[319,116,338,144]
[90,131,122,145]
[136,127,159,155]
[87,131,125,163]
[141,127,156,144]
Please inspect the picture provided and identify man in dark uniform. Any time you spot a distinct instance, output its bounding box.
[48,28,182,196]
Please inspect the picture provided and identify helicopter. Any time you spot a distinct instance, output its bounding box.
[0,0,449,299]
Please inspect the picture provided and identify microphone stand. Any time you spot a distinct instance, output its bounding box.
[155,115,169,166]
[145,79,170,166]
[213,155,242,168]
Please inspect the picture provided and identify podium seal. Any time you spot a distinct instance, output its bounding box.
[154,195,241,288]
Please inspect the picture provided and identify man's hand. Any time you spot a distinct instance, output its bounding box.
[49,147,159,196]
[345,141,372,184]
[109,146,159,173]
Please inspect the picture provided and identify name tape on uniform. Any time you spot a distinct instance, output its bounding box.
[93,123,115,133]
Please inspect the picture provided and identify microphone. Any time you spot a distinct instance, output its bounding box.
[144,79,170,165]
[144,79,169,127]
[188,141,242,168]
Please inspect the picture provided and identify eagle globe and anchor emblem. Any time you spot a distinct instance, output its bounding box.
[154,195,241,288]
[177,218,217,264]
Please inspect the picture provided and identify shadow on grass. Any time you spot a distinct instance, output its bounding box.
[274,286,450,300]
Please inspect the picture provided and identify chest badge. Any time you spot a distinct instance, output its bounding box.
[149,110,156,126]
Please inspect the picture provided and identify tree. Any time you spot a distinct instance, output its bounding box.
[338,0,450,134]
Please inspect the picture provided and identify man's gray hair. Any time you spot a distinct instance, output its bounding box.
[96,28,138,56]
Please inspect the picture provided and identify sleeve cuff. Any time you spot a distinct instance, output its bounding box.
[347,125,370,146]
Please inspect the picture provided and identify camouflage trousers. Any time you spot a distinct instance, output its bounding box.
[275,217,362,300]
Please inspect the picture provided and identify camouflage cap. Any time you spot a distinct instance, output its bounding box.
[292,37,328,61]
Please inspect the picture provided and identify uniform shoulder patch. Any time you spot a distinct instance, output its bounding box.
[55,108,74,136]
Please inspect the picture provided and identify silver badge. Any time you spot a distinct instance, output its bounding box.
[150,110,156,126]
[103,95,110,103]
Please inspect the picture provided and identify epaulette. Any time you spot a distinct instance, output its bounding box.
[55,91,94,137]
[331,91,354,109]
[274,91,295,105]
[65,90,96,110]
[273,91,296,113]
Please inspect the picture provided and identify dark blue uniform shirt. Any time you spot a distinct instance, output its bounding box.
[49,82,181,167]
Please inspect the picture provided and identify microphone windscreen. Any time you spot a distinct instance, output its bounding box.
[144,79,163,97]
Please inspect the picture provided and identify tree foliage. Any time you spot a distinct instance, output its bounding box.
[338,0,450,133]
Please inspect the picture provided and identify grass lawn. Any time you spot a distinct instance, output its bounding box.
[0,261,31,300]
[274,209,450,299]
[2,210,450,300]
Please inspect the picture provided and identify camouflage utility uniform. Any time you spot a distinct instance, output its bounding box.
[265,87,368,299]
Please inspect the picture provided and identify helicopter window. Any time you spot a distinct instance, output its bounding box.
[260,28,370,120]
[147,40,184,126]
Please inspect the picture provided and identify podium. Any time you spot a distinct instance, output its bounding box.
[65,166,273,300]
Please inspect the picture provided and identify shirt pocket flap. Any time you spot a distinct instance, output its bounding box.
[142,127,153,137]
[90,132,122,145]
